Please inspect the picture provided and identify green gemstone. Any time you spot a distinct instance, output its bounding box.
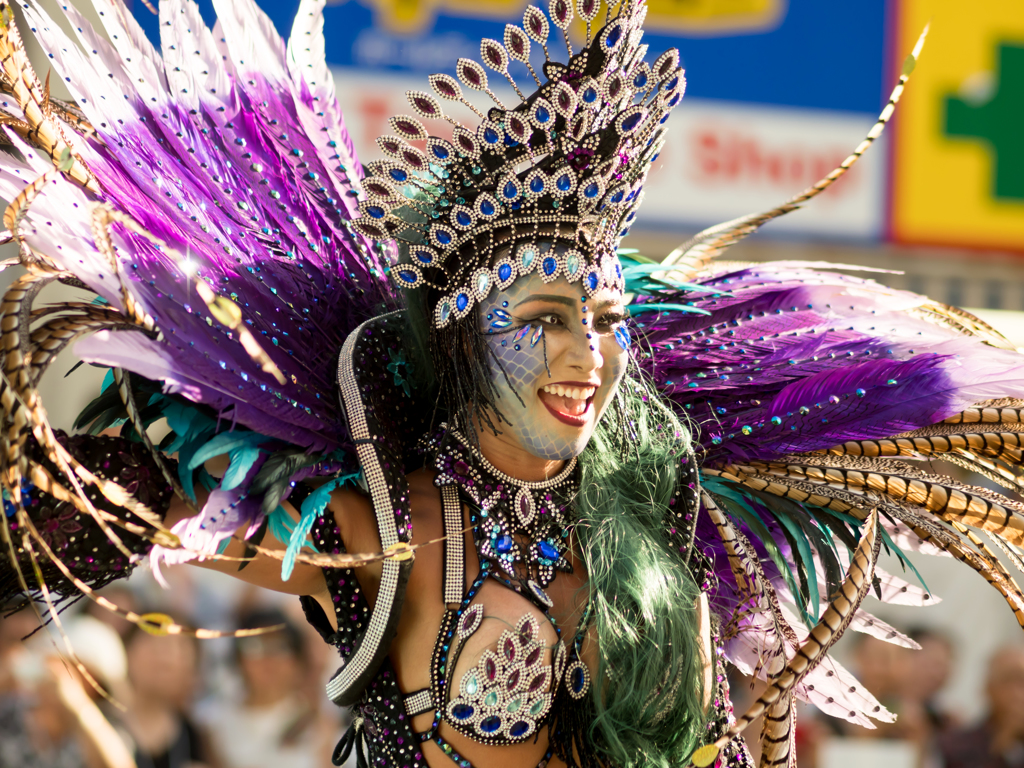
[484,691,499,707]
[465,674,479,695]
[507,697,522,713]
[529,699,546,715]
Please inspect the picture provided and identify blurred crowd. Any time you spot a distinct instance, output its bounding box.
[730,626,1024,768]
[0,566,355,768]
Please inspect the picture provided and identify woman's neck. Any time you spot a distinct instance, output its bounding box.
[472,419,566,482]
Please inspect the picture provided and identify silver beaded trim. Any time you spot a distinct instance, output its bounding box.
[403,688,435,717]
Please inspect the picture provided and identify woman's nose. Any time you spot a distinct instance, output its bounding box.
[565,326,603,372]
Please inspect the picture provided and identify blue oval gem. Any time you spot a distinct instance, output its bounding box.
[606,25,621,48]
[498,263,512,281]
[504,134,519,147]
[495,534,514,553]
[456,293,469,312]
[435,228,452,244]
[530,176,544,193]
[389,168,408,182]
[366,205,386,219]
[509,721,530,738]
[571,666,586,693]
[483,127,500,144]
[666,75,679,91]
[621,112,642,132]
[480,199,496,216]
[538,541,559,560]
[456,211,472,226]
[503,182,519,200]
[415,250,433,264]
[582,87,597,103]
[668,93,681,107]
[556,174,571,192]
[432,145,450,159]
[584,183,599,198]
[480,716,502,734]
[542,256,557,276]
[453,704,475,720]
[535,105,550,123]
[398,270,418,284]
[633,72,648,88]
[610,191,624,203]
[586,271,599,291]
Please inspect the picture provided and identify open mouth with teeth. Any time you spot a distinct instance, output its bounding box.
[538,383,597,427]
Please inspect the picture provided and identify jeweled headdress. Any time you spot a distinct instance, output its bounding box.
[352,0,684,327]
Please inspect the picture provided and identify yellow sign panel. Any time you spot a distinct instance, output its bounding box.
[891,0,1024,252]
[366,0,784,38]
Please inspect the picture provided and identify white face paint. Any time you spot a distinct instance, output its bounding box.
[477,268,630,461]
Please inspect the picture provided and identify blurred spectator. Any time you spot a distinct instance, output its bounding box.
[198,608,331,768]
[117,621,209,768]
[85,586,140,641]
[939,645,1024,768]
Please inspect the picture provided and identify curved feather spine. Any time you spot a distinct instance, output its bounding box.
[692,509,882,766]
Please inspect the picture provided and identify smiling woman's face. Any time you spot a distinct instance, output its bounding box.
[477,263,629,461]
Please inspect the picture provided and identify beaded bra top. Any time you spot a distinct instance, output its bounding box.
[352,0,685,328]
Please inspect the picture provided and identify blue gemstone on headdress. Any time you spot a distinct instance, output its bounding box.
[606,24,622,48]
[530,176,545,194]
[535,105,550,123]
[452,704,475,720]
[432,144,450,159]
[397,270,418,284]
[389,168,408,182]
[439,300,452,323]
[456,293,469,312]
[436,228,452,244]
[582,87,597,103]
[503,182,519,200]
[621,112,642,132]
[480,716,502,734]
[566,252,580,276]
[615,325,631,350]
[480,199,496,216]
[610,190,624,203]
[668,93,681,107]
[538,541,559,560]
[556,174,572,192]
[510,721,530,738]
[414,249,433,264]
[498,263,513,281]
[634,72,648,88]
[583,183,599,198]
[615,263,623,279]
[483,127,500,144]
[586,271,599,291]
[504,134,519,147]
[666,75,679,90]
[366,205,386,219]
[456,211,472,226]
[542,256,557,276]
[496,534,514,553]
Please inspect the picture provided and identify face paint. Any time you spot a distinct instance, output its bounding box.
[477,252,629,461]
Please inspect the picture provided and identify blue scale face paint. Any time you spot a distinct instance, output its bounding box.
[477,256,628,462]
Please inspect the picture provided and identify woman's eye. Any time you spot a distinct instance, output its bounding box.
[537,313,563,326]
[595,312,626,330]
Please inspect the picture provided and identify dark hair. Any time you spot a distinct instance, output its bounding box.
[234,607,304,661]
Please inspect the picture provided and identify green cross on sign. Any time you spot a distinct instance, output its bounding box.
[945,43,1024,201]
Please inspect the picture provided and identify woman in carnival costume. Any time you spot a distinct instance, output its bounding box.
[0,0,1022,765]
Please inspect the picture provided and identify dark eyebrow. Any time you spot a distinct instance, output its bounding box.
[514,294,577,309]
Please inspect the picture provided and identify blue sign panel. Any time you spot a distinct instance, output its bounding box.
[129,0,887,113]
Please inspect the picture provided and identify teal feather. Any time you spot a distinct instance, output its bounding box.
[281,471,360,580]
[187,431,271,491]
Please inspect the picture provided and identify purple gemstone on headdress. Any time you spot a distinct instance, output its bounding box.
[454,460,469,476]
[525,647,541,666]
[503,636,517,660]
[528,672,548,692]
[519,494,530,515]
[542,257,557,276]
[485,657,498,680]
[507,669,521,690]
[479,716,502,734]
